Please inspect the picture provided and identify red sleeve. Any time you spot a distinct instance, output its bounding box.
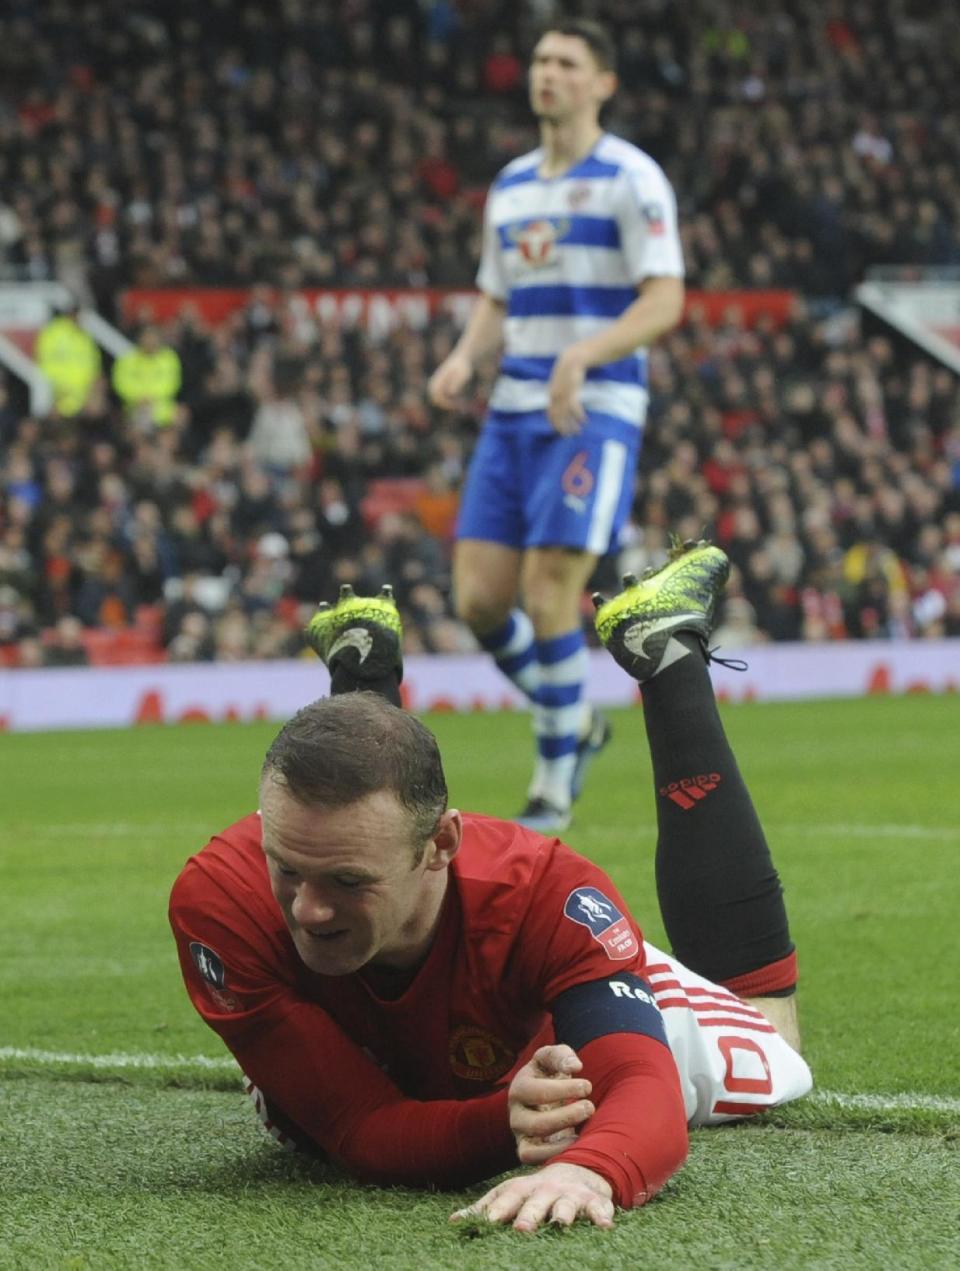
[547,1033,689,1209]
[170,864,515,1188]
[235,999,514,1187]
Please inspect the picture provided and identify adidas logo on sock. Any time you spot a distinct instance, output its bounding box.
[660,773,722,810]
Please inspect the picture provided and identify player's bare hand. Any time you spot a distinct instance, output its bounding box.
[547,350,587,434]
[450,1162,614,1233]
[428,352,473,410]
[508,1044,594,1164]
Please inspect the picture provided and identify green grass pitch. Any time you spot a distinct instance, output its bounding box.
[2,692,959,1269]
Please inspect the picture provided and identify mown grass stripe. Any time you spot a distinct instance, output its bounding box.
[775,822,959,841]
[10,820,959,843]
[2,1046,957,1115]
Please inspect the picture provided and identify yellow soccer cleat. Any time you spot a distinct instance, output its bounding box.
[593,540,730,683]
[305,583,404,682]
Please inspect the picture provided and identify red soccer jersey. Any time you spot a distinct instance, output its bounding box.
[170,810,687,1204]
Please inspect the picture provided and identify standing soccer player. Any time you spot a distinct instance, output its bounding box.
[429,19,685,831]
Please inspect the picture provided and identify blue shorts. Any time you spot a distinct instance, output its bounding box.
[456,410,642,554]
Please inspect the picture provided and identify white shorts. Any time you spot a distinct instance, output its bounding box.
[643,941,812,1127]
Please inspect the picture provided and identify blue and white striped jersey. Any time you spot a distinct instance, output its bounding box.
[477,133,684,427]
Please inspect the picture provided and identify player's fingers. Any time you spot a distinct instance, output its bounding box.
[441,368,465,399]
[516,1129,578,1165]
[511,1187,561,1233]
[510,1092,590,1131]
[584,1195,616,1229]
[428,368,459,408]
[549,1195,581,1227]
[449,1180,508,1223]
[513,1073,591,1105]
[428,382,454,409]
[482,1181,537,1226]
[550,412,579,436]
[557,404,584,434]
[511,1098,592,1138]
[511,1098,594,1139]
[449,1202,487,1224]
[449,1203,485,1224]
[531,1043,582,1076]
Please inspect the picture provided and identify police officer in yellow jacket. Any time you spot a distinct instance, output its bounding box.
[112,325,182,427]
[35,302,102,417]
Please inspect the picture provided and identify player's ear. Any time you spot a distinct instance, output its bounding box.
[425,809,462,870]
[597,69,617,106]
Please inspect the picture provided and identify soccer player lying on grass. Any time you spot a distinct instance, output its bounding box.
[169,542,812,1232]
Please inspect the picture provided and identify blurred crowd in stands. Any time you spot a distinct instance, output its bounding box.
[3,293,958,666]
[3,0,960,300]
[1,0,959,666]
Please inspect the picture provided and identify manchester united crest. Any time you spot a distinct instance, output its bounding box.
[449,1024,516,1081]
[508,217,570,267]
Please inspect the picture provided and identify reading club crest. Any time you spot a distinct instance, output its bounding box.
[508,217,570,267]
[563,887,637,961]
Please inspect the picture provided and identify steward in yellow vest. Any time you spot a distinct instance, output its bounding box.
[112,326,182,427]
[35,307,102,416]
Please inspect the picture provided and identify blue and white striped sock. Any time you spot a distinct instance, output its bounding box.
[478,609,541,700]
[529,629,589,808]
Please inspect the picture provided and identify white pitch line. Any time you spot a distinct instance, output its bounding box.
[807,1090,960,1114]
[2,1047,958,1114]
[0,1046,238,1072]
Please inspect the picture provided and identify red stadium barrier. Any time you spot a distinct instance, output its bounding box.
[120,287,798,331]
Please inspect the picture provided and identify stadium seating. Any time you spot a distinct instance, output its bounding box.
[0,1,958,666]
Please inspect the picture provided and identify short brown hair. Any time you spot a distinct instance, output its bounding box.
[539,18,617,72]
[261,694,448,860]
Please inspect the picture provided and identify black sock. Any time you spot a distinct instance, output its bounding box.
[640,634,794,987]
[329,661,402,707]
